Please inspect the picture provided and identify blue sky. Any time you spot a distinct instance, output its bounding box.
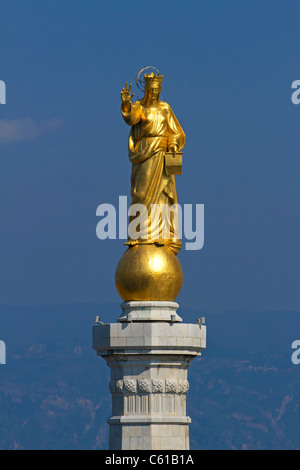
[0,0,300,313]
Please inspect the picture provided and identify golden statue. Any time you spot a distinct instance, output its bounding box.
[115,70,185,302]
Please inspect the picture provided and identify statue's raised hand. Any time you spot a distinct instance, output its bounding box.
[121,83,135,108]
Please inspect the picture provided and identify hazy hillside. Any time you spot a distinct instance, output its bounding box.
[0,304,300,450]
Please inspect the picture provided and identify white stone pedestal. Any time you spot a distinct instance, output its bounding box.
[93,302,206,450]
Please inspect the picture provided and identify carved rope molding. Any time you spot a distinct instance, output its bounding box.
[109,379,189,395]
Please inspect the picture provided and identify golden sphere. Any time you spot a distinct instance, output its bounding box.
[115,244,183,302]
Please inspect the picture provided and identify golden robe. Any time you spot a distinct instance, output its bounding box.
[122,100,185,255]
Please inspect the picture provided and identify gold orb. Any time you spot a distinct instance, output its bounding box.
[115,244,183,302]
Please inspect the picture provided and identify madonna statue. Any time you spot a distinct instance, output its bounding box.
[116,71,185,302]
[121,73,185,256]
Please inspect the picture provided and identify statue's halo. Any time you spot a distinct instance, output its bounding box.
[136,66,161,92]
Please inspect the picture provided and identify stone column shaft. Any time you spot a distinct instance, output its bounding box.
[93,306,206,450]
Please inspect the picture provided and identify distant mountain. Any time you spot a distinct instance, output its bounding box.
[0,304,300,450]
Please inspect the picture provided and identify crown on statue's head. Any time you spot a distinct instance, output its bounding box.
[144,72,164,87]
